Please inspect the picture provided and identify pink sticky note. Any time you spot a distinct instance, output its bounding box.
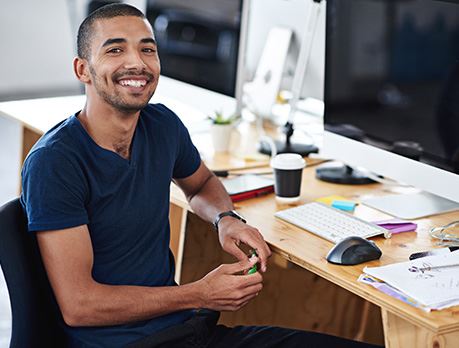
[372,219,417,234]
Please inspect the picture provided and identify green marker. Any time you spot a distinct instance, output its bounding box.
[248,250,258,274]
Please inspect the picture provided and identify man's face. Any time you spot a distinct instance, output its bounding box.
[84,16,160,113]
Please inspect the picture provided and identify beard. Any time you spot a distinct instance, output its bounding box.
[89,65,156,114]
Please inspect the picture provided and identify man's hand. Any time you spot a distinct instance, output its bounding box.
[195,257,263,311]
[217,217,272,272]
[175,163,272,271]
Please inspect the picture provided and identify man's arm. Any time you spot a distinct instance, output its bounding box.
[37,224,262,327]
[174,162,272,272]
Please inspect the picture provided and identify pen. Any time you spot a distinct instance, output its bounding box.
[213,170,273,177]
[409,246,459,260]
[416,263,459,272]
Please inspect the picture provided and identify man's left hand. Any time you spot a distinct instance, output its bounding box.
[217,217,272,272]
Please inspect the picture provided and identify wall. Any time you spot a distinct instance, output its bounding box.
[0,0,80,101]
[0,0,148,102]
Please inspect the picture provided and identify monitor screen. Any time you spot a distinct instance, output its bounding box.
[146,0,242,97]
[325,0,459,173]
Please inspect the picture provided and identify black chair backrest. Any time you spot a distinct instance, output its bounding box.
[0,198,66,347]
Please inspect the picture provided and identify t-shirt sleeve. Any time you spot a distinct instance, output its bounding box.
[172,114,201,179]
[21,148,89,232]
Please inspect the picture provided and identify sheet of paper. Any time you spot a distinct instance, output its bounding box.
[364,250,459,307]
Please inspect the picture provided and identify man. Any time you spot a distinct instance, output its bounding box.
[21,4,380,348]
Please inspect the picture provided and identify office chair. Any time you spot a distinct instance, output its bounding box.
[0,198,66,347]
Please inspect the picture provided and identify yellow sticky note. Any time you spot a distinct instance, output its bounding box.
[315,195,348,206]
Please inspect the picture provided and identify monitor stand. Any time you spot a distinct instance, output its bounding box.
[316,162,375,185]
[258,122,319,156]
[258,139,318,157]
[363,192,459,219]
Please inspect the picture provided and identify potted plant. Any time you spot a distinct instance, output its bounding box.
[208,111,240,152]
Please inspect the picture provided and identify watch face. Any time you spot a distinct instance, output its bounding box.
[230,210,241,218]
[230,211,246,223]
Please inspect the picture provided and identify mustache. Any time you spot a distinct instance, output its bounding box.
[112,69,155,82]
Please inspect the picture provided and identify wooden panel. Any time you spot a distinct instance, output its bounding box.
[169,203,188,284]
[18,126,42,192]
[382,309,459,348]
[22,126,42,164]
[179,213,385,346]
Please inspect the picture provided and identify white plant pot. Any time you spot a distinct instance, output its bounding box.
[210,124,233,152]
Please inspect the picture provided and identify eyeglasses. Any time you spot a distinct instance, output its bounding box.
[430,221,459,245]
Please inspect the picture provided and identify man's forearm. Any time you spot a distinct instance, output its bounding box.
[63,281,202,327]
[187,174,234,223]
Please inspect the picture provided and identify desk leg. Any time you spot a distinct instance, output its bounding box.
[382,309,459,348]
[169,203,188,284]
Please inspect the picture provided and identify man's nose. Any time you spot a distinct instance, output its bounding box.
[124,50,146,70]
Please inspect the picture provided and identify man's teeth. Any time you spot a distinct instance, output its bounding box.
[119,80,147,87]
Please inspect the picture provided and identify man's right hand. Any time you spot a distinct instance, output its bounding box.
[195,257,263,312]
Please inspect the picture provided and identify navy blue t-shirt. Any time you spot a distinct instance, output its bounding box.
[20,103,201,347]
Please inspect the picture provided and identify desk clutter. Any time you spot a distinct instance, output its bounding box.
[274,194,417,244]
[359,250,459,312]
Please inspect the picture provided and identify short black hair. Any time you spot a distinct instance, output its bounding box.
[77,3,146,59]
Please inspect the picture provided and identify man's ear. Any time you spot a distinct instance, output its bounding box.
[73,57,91,84]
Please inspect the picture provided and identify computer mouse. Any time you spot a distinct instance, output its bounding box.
[326,236,382,265]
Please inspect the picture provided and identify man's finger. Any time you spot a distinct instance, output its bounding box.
[237,277,263,293]
[240,233,271,273]
[223,239,249,263]
[222,257,258,275]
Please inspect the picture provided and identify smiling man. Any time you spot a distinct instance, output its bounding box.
[20,4,380,348]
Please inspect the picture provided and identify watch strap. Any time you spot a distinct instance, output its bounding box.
[213,210,246,231]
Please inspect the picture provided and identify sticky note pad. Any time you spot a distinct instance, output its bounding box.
[331,200,357,211]
[373,219,417,234]
[316,195,348,206]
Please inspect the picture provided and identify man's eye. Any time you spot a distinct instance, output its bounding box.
[142,48,157,54]
[107,48,122,54]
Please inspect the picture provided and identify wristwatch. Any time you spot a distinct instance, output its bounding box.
[213,210,247,232]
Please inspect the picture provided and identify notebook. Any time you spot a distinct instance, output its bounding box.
[363,250,459,310]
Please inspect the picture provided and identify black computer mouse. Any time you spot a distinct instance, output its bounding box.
[326,236,382,265]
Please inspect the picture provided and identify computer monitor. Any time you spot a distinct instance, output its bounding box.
[243,0,325,104]
[239,0,326,155]
[320,0,459,219]
[146,0,242,97]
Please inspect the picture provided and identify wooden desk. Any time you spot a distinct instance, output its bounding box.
[170,167,459,348]
[4,92,459,347]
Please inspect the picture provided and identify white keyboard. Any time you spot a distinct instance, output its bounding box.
[275,202,389,244]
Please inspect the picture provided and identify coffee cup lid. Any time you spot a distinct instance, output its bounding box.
[270,153,306,170]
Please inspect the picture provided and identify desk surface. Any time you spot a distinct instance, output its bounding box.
[171,166,459,335]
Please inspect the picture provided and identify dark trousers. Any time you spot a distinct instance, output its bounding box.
[127,310,382,348]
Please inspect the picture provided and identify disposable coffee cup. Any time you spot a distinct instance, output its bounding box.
[270,153,306,203]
